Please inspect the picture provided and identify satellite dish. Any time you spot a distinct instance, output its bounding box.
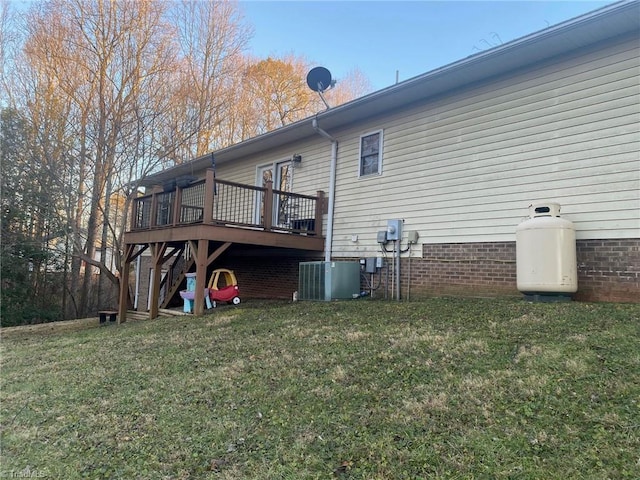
[306,67,333,93]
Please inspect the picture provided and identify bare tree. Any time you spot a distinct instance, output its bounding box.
[324,67,373,107]
[14,0,179,316]
[2,0,373,323]
[233,55,374,139]
[167,0,252,159]
[243,55,316,133]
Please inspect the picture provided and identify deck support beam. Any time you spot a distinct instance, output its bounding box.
[189,240,233,315]
[193,239,208,316]
[118,244,148,324]
[149,242,168,319]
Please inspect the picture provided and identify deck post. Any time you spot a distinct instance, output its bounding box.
[204,169,215,224]
[315,190,325,236]
[172,186,183,226]
[130,194,138,231]
[150,188,161,228]
[118,244,135,324]
[194,239,209,315]
[149,242,167,320]
[263,180,273,231]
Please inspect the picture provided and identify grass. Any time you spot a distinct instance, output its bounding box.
[1,298,639,479]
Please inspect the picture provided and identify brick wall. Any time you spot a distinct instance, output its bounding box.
[576,239,639,303]
[215,255,306,300]
[401,239,638,303]
[134,238,638,309]
[134,252,314,311]
[410,242,519,298]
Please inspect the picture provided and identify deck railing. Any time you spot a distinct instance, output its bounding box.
[130,169,324,236]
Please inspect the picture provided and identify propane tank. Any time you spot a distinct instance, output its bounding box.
[516,202,577,295]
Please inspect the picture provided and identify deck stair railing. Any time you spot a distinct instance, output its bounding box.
[160,255,195,309]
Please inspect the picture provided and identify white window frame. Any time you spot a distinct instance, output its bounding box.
[358,129,383,178]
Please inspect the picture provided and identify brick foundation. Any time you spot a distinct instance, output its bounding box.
[404,239,638,303]
[223,238,637,303]
[135,238,638,309]
[575,239,639,303]
[410,242,519,299]
[216,254,311,300]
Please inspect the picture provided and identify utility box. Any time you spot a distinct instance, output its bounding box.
[364,257,377,274]
[299,261,360,301]
[387,219,403,241]
[363,257,383,273]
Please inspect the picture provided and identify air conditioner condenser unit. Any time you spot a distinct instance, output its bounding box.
[298,261,360,301]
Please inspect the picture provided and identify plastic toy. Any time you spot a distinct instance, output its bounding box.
[208,268,241,305]
[179,273,213,312]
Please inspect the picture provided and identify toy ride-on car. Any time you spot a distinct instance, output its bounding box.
[208,268,240,306]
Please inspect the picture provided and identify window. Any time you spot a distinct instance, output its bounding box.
[359,130,383,177]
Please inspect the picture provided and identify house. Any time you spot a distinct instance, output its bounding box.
[118,0,639,322]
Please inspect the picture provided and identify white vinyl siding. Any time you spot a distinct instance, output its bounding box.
[214,137,333,236]
[202,34,638,258]
[216,138,332,199]
[329,34,639,257]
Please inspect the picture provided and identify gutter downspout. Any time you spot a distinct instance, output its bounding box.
[312,117,337,262]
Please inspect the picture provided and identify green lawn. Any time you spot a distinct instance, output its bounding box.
[1,298,639,479]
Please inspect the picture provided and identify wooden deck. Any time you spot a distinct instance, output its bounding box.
[127,169,325,248]
[119,169,326,323]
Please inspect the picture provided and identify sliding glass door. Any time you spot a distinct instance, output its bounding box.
[255,161,291,228]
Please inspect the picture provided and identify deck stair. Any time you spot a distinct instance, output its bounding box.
[161,256,195,309]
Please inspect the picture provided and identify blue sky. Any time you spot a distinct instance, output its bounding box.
[239,1,615,91]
